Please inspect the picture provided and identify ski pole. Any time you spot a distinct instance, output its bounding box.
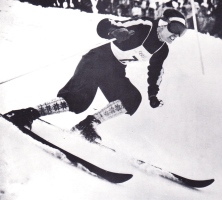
[190,0,205,75]
[0,38,116,85]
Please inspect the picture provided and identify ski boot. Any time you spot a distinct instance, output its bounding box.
[3,107,40,129]
[72,115,102,142]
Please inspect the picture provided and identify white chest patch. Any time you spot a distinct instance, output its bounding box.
[111,43,152,65]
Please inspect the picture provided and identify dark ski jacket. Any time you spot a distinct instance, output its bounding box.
[97,17,169,98]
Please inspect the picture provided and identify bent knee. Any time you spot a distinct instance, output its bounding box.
[57,93,92,114]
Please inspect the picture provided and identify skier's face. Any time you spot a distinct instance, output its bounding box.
[159,26,180,44]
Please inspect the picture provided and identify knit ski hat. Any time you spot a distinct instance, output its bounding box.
[162,9,187,36]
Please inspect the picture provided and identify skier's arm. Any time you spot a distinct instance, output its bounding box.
[96,18,149,42]
[148,44,169,108]
[97,18,132,39]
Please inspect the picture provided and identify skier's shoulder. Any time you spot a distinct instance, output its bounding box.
[100,16,155,27]
[125,16,155,27]
[153,43,169,61]
[157,43,169,57]
[162,42,169,53]
[151,43,169,64]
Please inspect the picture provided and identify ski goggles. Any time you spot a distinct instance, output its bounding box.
[167,21,187,36]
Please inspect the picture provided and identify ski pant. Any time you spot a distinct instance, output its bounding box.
[57,43,142,115]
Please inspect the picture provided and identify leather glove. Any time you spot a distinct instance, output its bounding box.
[149,96,164,108]
[110,28,135,43]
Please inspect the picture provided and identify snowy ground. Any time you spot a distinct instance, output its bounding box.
[1,0,222,199]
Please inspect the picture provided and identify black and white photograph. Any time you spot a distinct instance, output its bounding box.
[0,0,221,199]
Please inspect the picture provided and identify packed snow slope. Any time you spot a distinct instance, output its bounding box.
[1,0,222,199]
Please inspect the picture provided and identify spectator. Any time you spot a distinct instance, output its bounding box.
[155,3,166,19]
[96,0,110,14]
[110,0,119,14]
[116,5,123,16]
[141,0,149,17]
[80,0,93,12]
[197,5,215,33]
[71,0,81,9]
[131,0,142,17]
[118,0,131,17]
[211,0,222,38]
[146,7,155,18]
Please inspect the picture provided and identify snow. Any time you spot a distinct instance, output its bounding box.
[0,0,222,199]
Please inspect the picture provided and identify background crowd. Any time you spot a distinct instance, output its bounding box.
[18,0,222,39]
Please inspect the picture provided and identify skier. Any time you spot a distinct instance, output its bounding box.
[4,9,187,142]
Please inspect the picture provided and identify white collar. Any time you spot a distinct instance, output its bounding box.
[158,17,186,27]
[158,19,168,27]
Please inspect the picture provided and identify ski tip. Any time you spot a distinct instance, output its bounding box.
[116,173,133,184]
[208,179,215,185]
[194,178,215,188]
[106,173,133,184]
[172,173,215,188]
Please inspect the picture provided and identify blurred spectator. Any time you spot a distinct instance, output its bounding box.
[96,0,110,14]
[182,0,198,29]
[165,0,175,8]
[207,0,215,13]
[118,0,131,16]
[17,0,222,40]
[19,0,55,7]
[71,0,81,9]
[116,5,123,16]
[196,5,215,33]
[210,0,222,38]
[146,7,155,18]
[80,0,93,12]
[110,0,119,14]
[154,2,166,19]
[141,0,149,17]
[131,0,142,17]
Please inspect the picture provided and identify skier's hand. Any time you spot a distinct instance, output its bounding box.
[110,28,135,43]
[149,96,164,108]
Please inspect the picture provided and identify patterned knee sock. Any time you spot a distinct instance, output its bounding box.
[35,97,69,116]
[93,100,127,123]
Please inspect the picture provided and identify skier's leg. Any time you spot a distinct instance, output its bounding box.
[72,80,141,142]
[93,99,127,122]
[3,49,100,129]
[34,97,69,116]
[2,97,68,127]
[72,99,127,142]
[72,45,142,142]
[99,76,142,116]
[3,97,69,129]
[57,49,101,114]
